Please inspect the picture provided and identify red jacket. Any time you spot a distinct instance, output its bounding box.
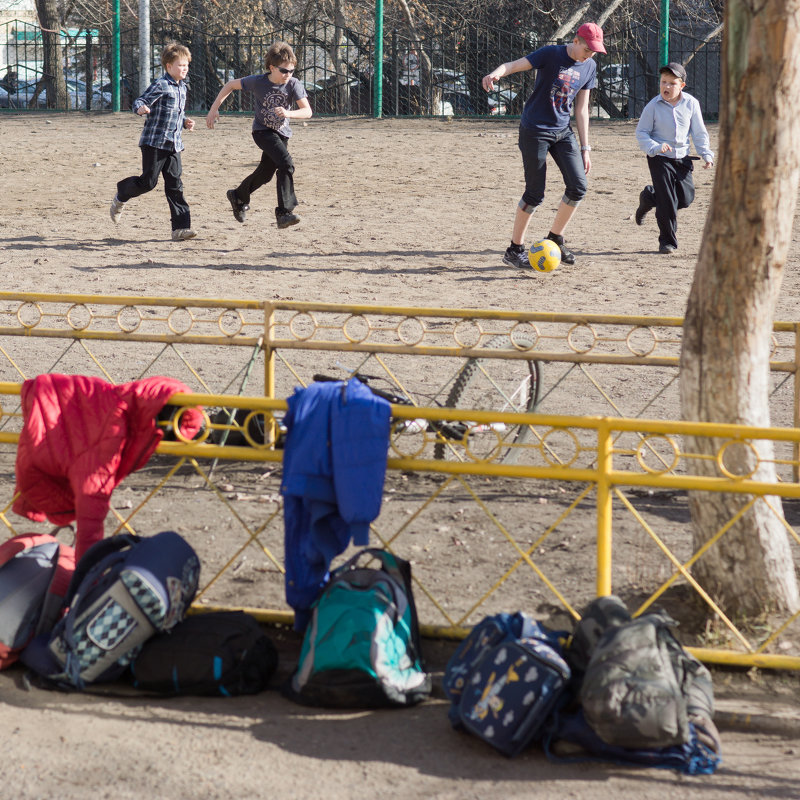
[13,374,203,561]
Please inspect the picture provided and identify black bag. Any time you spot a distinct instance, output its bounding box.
[129,611,278,696]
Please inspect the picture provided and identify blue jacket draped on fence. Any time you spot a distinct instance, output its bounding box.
[280,378,391,630]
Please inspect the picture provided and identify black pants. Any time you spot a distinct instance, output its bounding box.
[644,155,695,249]
[233,129,296,215]
[117,145,191,230]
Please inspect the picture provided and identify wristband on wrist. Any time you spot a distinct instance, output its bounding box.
[580,145,592,151]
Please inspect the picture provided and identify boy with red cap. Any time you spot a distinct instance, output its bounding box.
[482,23,606,270]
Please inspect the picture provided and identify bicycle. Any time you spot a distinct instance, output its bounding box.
[207,335,541,464]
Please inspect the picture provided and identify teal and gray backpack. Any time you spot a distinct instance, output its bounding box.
[284,548,431,708]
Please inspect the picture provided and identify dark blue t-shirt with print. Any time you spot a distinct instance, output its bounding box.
[240,74,307,138]
[520,45,597,132]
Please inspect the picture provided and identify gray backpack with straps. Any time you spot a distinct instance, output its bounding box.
[577,600,716,750]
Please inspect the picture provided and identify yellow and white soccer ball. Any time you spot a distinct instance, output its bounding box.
[528,239,562,273]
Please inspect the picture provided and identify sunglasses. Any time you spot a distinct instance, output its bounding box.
[277,67,295,74]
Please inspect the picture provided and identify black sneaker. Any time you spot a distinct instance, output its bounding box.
[276,212,301,229]
[226,189,248,224]
[502,246,529,269]
[635,186,654,225]
[659,243,677,254]
[547,233,575,266]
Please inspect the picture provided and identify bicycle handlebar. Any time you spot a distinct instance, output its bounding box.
[312,374,410,406]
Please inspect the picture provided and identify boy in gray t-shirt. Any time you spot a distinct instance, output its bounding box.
[206,41,312,229]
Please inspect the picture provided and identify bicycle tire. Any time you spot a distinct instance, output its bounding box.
[433,334,541,463]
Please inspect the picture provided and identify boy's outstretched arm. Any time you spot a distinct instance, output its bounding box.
[206,79,243,129]
[482,57,532,92]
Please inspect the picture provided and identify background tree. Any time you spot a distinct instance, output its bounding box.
[680,0,800,617]
[33,0,67,108]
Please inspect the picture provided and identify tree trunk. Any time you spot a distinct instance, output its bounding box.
[331,0,351,114]
[680,0,800,617]
[34,0,67,109]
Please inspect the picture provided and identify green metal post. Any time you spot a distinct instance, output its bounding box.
[112,0,121,111]
[373,0,383,118]
[659,0,669,66]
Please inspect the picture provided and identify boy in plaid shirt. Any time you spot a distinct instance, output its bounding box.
[110,42,196,241]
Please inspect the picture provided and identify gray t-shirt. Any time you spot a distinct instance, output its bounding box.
[240,74,307,138]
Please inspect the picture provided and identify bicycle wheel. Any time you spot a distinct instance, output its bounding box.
[433,335,540,463]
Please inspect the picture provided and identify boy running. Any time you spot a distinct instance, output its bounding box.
[482,23,606,269]
[110,42,196,241]
[634,62,714,254]
[206,41,312,229]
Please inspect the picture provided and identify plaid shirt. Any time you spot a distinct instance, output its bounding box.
[132,73,188,152]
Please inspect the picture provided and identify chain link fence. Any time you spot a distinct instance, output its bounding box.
[1,17,720,118]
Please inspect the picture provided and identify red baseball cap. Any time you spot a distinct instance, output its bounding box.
[577,22,606,54]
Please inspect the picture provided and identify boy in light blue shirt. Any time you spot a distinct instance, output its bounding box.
[634,62,714,254]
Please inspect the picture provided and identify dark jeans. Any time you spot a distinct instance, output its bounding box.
[233,128,296,215]
[117,145,191,230]
[644,155,695,248]
[518,125,587,209]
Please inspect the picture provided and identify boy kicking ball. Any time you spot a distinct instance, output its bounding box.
[110,42,197,242]
[206,41,312,229]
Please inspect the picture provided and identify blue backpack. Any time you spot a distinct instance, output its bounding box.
[21,531,199,690]
[284,548,431,708]
[444,612,571,757]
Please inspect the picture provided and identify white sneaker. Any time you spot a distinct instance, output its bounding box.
[171,228,197,241]
[110,195,125,223]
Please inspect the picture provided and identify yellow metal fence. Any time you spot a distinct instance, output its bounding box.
[1,292,799,671]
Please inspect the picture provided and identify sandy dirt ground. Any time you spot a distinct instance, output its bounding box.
[1,112,800,798]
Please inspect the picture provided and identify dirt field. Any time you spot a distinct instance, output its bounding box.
[1,112,800,798]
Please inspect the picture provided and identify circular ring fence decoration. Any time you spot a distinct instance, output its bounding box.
[397,316,426,346]
[66,303,92,331]
[242,410,273,448]
[541,427,582,467]
[509,322,540,350]
[117,305,143,333]
[452,319,482,349]
[288,311,317,341]
[168,307,195,336]
[463,423,504,463]
[635,434,680,474]
[626,326,658,357]
[16,302,42,329]
[717,439,760,480]
[566,323,598,354]
[170,407,212,444]
[388,422,428,459]
[217,309,244,337]
[343,314,371,344]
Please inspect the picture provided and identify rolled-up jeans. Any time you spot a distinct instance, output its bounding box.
[518,125,587,209]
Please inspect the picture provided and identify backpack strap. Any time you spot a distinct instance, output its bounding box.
[64,534,140,607]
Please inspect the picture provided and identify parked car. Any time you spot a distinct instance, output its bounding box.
[599,63,629,105]
[66,78,112,109]
[0,78,111,109]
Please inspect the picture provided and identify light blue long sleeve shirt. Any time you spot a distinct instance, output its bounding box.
[635,91,714,163]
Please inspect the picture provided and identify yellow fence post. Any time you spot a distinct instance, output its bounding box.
[264,302,275,400]
[264,302,277,446]
[596,419,613,597]
[794,323,800,482]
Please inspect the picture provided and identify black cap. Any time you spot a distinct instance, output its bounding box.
[660,62,687,82]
